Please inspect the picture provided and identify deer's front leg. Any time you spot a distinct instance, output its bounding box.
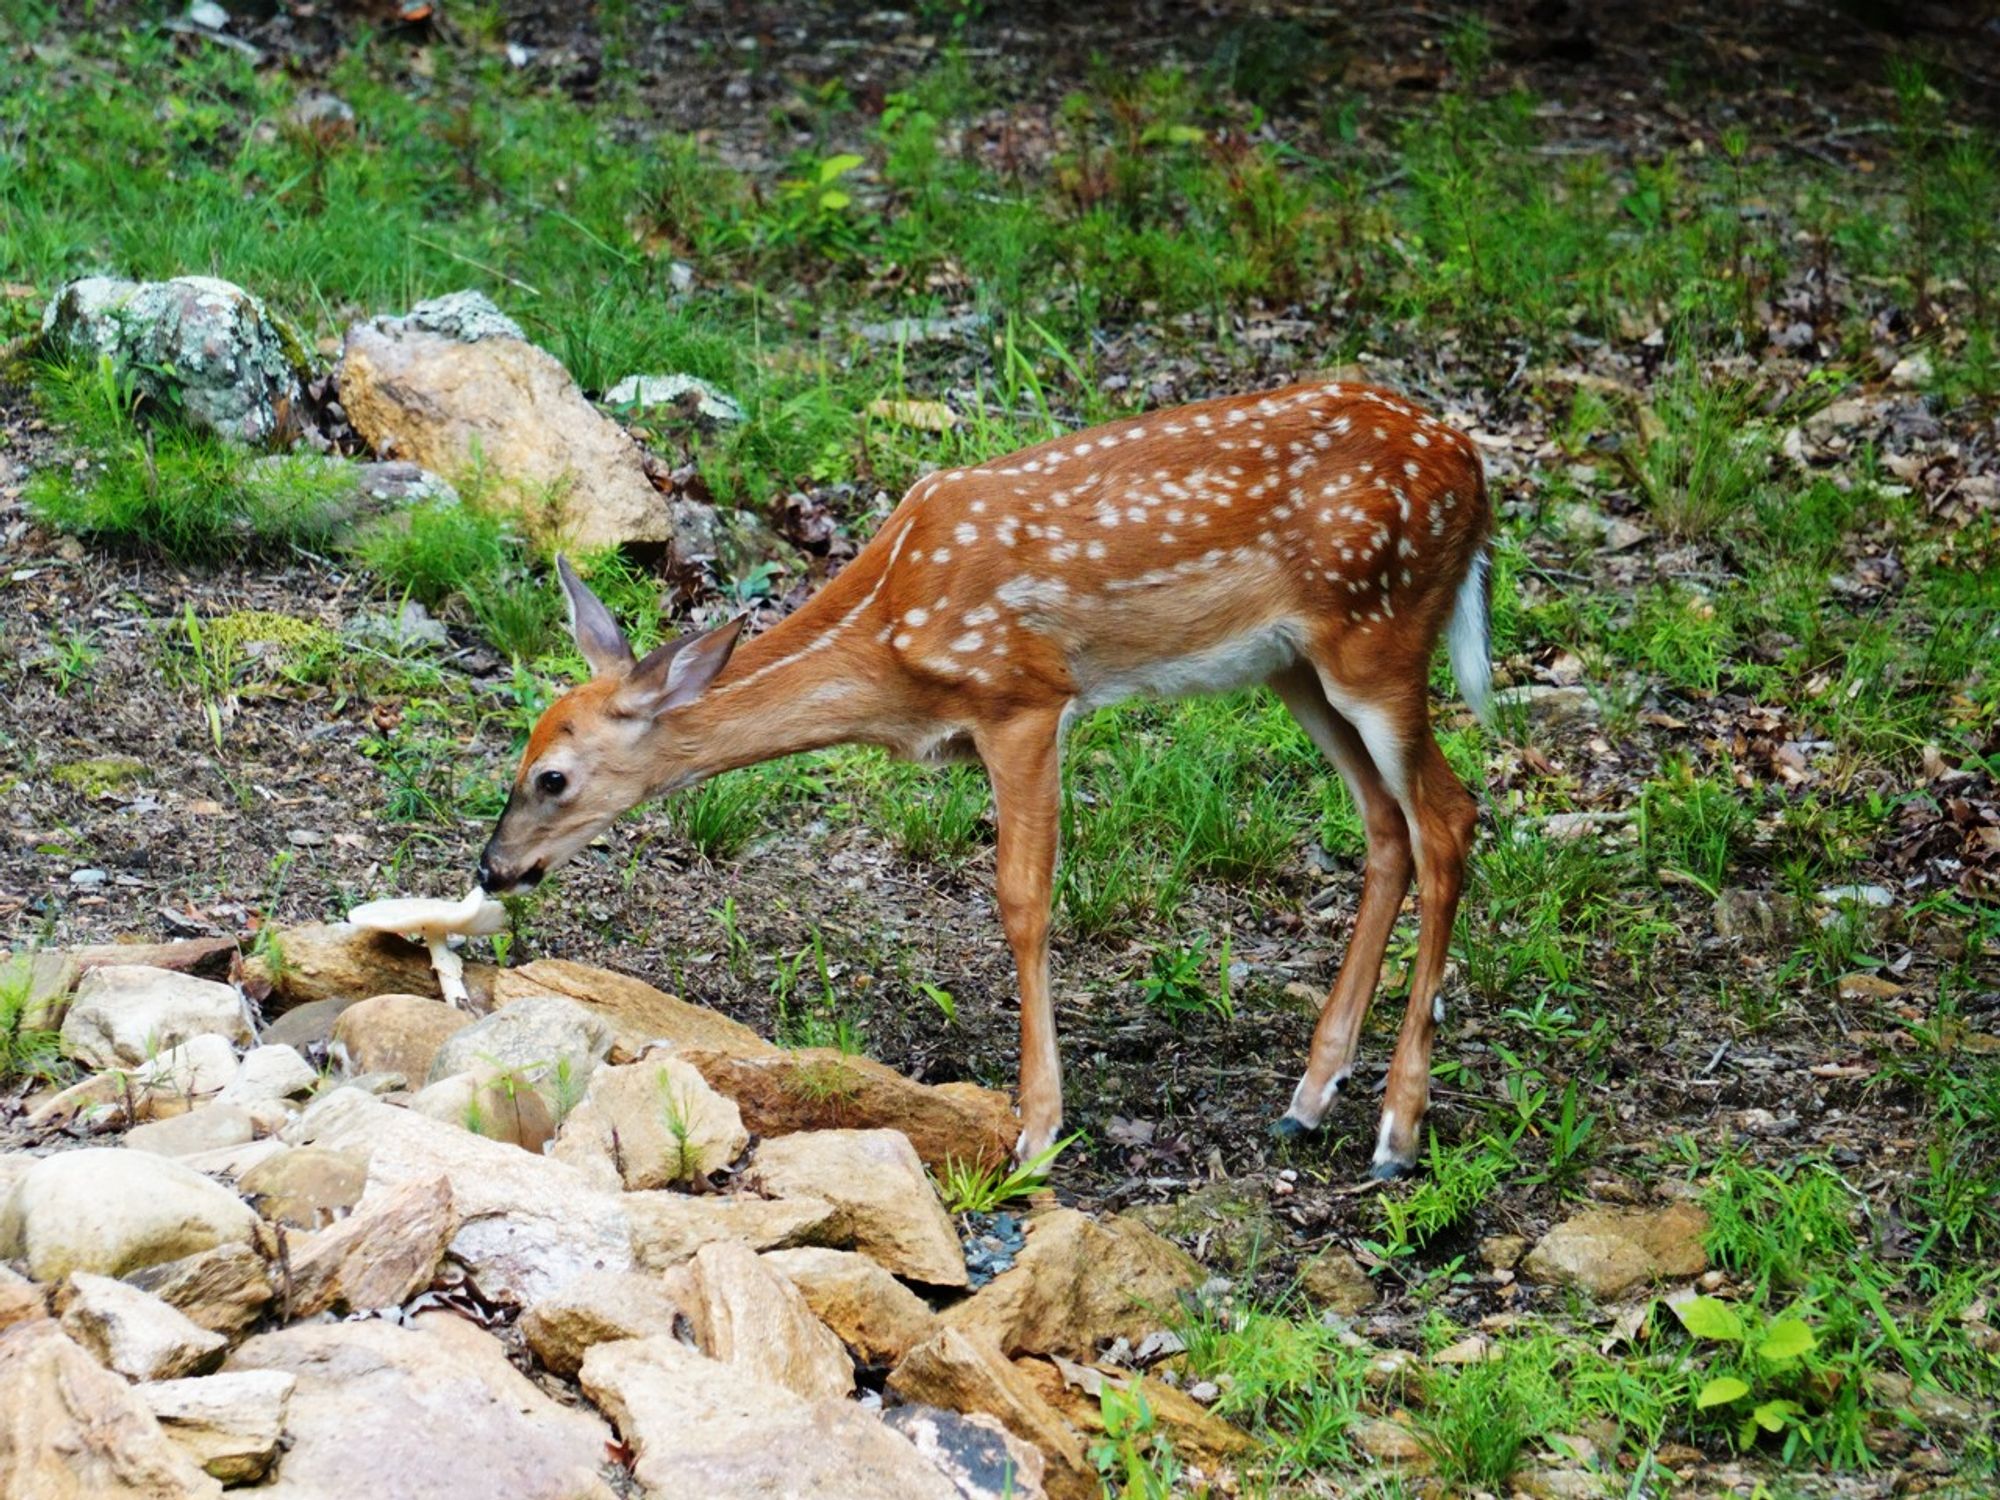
[978,711,1065,1163]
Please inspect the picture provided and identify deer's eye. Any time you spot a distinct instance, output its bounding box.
[536,769,568,798]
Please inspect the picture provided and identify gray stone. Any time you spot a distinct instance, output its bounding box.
[883,1404,1049,1500]
[604,372,745,423]
[217,1044,319,1107]
[124,1103,256,1158]
[41,275,304,444]
[392,289,526,343]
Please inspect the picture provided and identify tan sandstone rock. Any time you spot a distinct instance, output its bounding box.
[520,1269,687,1378]
[625,1190,839,1269]
[683,1045,1017,1171]
[238,1146,369,1230]
[339,294,672,550]
[280,1086,629,1303]
[285,1174,458,1317]
[490,959,772,1060]
[753,1128,966,1286]
[408,1067,558,1152]
[942,1208,1198,1359]
[58,1273,228,1381]
[244,926,496,1013]
[763,1245,938,1366]
[125,1244,276,1337]
[669,1239,853,1400]
[59,964,252,1071]
[140,1369,295,1484]
[330,993,475,1083]
[0,1319,224,1498]
[1520,1203,1710,1300]
[889,1327,1090,1500]
[550,1056,749,1189]
[0,1149,262,1282]
[580,1334,958,1499]
[228,1315,616,1499]
[1019,1354,1255,1470]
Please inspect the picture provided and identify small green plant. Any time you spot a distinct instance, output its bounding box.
[0,956,66,1085]
[1091,1385,1181,1499]
[673,773,774,861]
[38,627,101,696]
[936,1133,1074,1215]
[1673,1295,1822,1451]
[657,1067,706,1183]
[1136,935,1233,1024]
[1363,1135,1512,1265]
[1627,361,1770,539]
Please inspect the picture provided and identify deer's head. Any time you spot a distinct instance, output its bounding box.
[476,557,745,894]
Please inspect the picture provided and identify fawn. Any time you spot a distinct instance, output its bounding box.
[479,379,1491,1177]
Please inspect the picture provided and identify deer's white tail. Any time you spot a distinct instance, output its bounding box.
[1447,540,1493,724]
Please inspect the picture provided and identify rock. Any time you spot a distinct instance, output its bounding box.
[344,591,456,651]
[1818,883,1894,909]
[889,1328,1090,1498]
[1130,1179,1277,1273]
[71,936,239,982]
[125,1244,275,1338]
[59,1272,228,1381]
[763,1246,937,1366]
[580,1334,958,1499]
[125,1102,257,1158]
[1019,1354,1254,1470]
[626,1190,839,1268]
[408,1068,558,1152]
[238,1146,368,1229]
[280,1087,629,1303]
[244,924,496,1012]
[1299,1246,1376,1315]
[228,1316,616,1499]
[284,89,354,138]
[0,1149,262,1282]
[285,1175,457,1317]
[330,993,475,1082]
[550,1056,748,1189]
[338,292,674,551]
[40,275,303,445]
[1351,1416,1430,1466]
[140,1370,294,1484]
[604,372,745,423]
[1481,1234,1530,1270]
[942,1209,1198,1359]
[1836,972,1903,1002]
[0,1320,224,1498]
[683,1047,1016,1171]
[217,1044,319,1107]
[0,1265,48,1332]
[489,960,771,1061]
[1890,352,1933,389]
[1712,888,1802,945]
[1521,1204,1710,1300]
[519,1270,686,1378]
[884,1404,1049,1500]
[672,1239,853,1400]
[59,964,252,1071]
[752,1129,966,1286]
[426,993,612,1088]
[1494,683,1596,725]
[1512,1468,1612,1499]
[257,995,358,1051]
[173,1136,286,1183]
[0,948,76,1031]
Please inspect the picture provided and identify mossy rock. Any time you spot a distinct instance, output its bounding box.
[50,757,149,795]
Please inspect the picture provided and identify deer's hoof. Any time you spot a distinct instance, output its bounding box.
[1270,1115,1316,1141]
[1367,1154,1421,1182]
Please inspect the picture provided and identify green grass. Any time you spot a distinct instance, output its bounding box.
[0,955,66,1085]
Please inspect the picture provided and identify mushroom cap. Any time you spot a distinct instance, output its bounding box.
[348,886,508,939]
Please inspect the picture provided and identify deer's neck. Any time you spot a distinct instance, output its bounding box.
[662,569,896,782]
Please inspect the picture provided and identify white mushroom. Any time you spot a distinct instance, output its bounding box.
[347,885,507,1009]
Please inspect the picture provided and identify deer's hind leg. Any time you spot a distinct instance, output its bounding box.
[1267,661,1414,1137]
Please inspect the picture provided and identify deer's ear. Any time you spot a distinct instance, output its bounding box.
[619,615,748,718]
[559,555,635,679]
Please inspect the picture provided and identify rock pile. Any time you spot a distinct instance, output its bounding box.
[1,928,1225,1498]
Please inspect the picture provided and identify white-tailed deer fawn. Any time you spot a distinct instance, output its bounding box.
[479,380,1491,1177]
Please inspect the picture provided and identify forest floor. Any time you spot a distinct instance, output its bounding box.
[2,1,1998,1494]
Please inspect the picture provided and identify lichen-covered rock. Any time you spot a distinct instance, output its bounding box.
[41,275,305,444]
[337,291,675,551]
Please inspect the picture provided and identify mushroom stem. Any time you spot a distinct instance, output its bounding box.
[427,935,470,1008]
